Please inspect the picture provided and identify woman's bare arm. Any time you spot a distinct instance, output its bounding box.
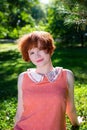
[66,69,80,126]
[14,72,24,126]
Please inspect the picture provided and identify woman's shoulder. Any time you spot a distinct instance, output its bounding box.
[56,67,73,76]
[18,71,27,79]
[63,69,73,75]
[18,71,28,87]
[62,69,74,88]
[18,68,35,80]
[63,69,74,79]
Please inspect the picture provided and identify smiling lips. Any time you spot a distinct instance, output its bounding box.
[36,58,44,63]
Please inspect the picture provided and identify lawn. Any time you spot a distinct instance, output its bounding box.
[0,43,87,130]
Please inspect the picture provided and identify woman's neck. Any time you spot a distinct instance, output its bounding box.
[36,62,53,75]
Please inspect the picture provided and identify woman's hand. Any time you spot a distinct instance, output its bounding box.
[71,116,85,130]
[78,116,84,124]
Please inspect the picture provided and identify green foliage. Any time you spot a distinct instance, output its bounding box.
[8,28,19,39]
[31,4,46,22]
[0,0,87,47]
[0,43,87,129]
[47,0,87,47]
[47,5,65,38]
[0,26,8,38]
[75,86,87,130]
[66,85,87,130]
[20,12,35,26]
[57,0,87,25]
[0,0,46,39]
[18,23,46,36]
[0,98,17,130]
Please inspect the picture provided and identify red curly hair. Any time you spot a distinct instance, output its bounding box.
[18,31,56,62]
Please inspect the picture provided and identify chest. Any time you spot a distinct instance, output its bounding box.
[22,74,68,104]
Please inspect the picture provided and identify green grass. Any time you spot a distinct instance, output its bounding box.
[0,43,87,130]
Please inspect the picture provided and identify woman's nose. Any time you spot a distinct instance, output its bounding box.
[35,51,41,58]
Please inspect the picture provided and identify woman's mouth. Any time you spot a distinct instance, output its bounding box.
[36,59,44,63]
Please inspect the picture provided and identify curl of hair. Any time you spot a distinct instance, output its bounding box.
[17,31,56,62]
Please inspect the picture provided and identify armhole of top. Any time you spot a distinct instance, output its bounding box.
[18,72,27,89]
[62,69,69,90]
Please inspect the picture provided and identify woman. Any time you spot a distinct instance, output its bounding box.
[14,31,81,130]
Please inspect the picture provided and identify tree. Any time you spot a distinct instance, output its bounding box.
[31,5,45,23]
[55,0,87,46]
[0,0,44,38]
[47,0,87,46]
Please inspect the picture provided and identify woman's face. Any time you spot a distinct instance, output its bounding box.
[28,47,51,67]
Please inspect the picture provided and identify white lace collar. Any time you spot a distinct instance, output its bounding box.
[27,67,62,83]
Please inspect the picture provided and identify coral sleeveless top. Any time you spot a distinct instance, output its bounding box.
[14,67,68,130]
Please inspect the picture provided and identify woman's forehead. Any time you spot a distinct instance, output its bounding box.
[29,42,42,49]
[30,47,38,51]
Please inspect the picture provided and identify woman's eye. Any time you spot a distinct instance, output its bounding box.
[30,52,34,55]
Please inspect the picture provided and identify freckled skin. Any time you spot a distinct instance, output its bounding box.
[28,48,53,74]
